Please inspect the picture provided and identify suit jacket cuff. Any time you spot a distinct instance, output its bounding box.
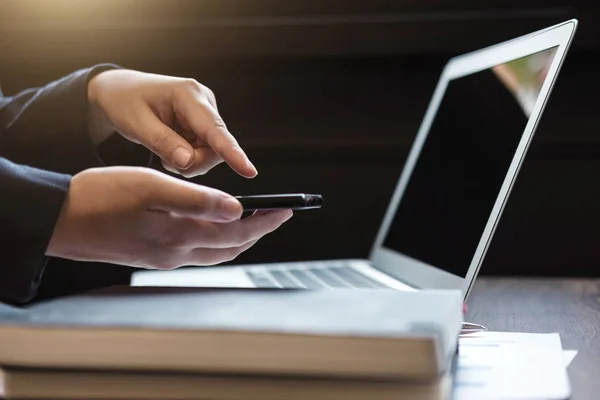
[0,157,70,305]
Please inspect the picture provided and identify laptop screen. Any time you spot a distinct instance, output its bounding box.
[382,46,558,278]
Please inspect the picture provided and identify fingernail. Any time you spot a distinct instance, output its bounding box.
[173,147,192,169]
[236,148,257,176]
[283,210,294,221]
[220,197,243,220]
[247,159,258,176]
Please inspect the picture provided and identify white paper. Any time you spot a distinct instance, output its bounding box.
[562,350,578,368]
[454,331,571,400]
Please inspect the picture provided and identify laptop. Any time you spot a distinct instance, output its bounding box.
[132,20,578,302]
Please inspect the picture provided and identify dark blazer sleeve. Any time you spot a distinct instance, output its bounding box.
[1,64,151,175]
[0,157,70,305]
[0,65,151,305]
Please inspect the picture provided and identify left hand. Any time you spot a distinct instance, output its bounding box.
[87,69,257,179]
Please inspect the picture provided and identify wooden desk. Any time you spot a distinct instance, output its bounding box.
[467,278,600,400]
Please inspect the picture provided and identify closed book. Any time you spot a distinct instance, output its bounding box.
[0,287,462,381]
[0,368,453,400]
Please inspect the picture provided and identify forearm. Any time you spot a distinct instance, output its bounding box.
[0,64,151,174]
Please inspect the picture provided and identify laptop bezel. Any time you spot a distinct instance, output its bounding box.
[368,20,578,300]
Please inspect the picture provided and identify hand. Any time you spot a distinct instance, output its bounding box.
[87,69,258,179]
[46,167,292,269]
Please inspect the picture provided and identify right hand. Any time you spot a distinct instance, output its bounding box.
[87,69,258,179]
[46,167,293,269]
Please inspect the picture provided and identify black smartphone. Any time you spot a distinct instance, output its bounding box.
[235,194,323,212]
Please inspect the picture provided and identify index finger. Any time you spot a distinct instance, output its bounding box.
[182,94,258,179]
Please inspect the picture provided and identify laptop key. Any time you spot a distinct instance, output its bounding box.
[270,270,303,289]
[288,269,326,289]
[331,266,390,289]
[309,268,350,288]
[247,271,279,288]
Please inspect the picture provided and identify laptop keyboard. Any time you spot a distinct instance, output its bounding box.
[246,263,392,289]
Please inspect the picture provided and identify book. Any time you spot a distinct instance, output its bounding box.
[0,286,462,381]
[0,367,453,400]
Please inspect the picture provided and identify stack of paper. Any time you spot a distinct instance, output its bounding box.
[454,331,577,400]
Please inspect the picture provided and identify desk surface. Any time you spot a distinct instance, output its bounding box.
[467,278,600,400]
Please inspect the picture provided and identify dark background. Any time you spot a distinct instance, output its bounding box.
[1,0,598,278]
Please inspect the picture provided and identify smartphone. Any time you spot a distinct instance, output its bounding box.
[235,194,323,212]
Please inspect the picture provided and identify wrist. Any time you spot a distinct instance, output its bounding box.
[45,179,73,259]
[46,170,88,260]
[87,71,117,145]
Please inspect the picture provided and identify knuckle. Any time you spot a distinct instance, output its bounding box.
[206,88,217,105]
[181,78,201,91]
[203,85,215,98]
[213,114,227,130]
[150,131,171,153]
[195,82,214,97]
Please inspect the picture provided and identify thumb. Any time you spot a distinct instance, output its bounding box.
[139,109,195,170]
[146,173,243,222]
